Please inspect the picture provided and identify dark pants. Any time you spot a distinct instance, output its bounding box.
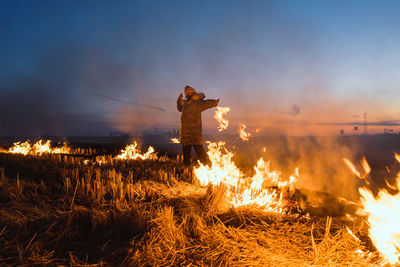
[183,145,211,166]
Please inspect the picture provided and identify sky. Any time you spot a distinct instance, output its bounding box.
[1,0,400,136]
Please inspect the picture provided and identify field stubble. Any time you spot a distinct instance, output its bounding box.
[0,150,382,266]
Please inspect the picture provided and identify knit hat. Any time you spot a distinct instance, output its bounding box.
[184,85,196,97]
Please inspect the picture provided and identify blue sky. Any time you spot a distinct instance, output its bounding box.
[1,0,400,136]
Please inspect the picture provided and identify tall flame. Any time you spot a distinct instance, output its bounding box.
[117,141,157,160]
[214,106,230,131]
[238,123,252,142]
[345,155,400,264]
[358,177,400,264]
[193,141,298,212]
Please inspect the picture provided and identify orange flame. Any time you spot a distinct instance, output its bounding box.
[343,158,362,179]
[51,143,70,154]
[33,140,51,155]
[395,153,400,164]
[117,141,157,160]
[8,141,31,155]
[358,177,400,264]
[193,141,298,212]
[8,140,70,155]
[361,156,371,175]
[238,123,252,142]
[214,106,230,131]
[343,157,370,186]
[345,155,400,264]
[170,138,180,144]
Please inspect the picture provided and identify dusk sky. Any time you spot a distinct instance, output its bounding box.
[1,0,400,136]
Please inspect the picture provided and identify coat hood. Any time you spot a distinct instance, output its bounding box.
[192,92,205,101]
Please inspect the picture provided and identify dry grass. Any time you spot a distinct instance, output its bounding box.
[0,151,383,266]
[129,186,377,266]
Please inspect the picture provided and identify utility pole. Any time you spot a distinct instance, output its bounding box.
[364,112,367,136]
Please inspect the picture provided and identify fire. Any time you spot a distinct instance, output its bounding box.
[193,141,298,212]
[214,106,230,131]
[343,157,370,182]
[51,143,70,154]
[170,138,180,144]
[361,156,371,175]
[358,177,400,264]
[8,141,31,155]
[345,155,400,264]
[117,141,157,160]
[32,140,51,155]
[8,140,69,155]
[238,123,252,142]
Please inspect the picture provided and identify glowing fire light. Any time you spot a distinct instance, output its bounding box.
[345,155,400,264]
[343,157,370,182]
[214,106,230,131]
[51,143,70,154]
[358,178,400,264]
[238,123,252,142]
[361,156,371,175]
[33,140,51,155]
[8,141,31,155]
[170,138,180,144]
[117,141,157,160]
[193,141,298,212]
[8,140,69,155]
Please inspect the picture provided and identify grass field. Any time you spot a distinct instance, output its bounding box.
[0,141,387,266]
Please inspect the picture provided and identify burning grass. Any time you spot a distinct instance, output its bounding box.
[7,140,70,155]
[0,148,383,266]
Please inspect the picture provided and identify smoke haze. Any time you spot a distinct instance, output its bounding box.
[1,1,400,136]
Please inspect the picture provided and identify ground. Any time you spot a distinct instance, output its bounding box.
[0,145,384,266]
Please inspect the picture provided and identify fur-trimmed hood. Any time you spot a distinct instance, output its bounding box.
[191,92,205,101]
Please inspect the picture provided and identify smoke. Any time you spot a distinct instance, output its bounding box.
[290,104,300,117]
[109,104,175,134]
[0,39,171,136]
[1,1,399,137]
[235,136,362,200]
[278,136,361,200]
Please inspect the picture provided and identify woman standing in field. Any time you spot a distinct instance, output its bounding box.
[177,85,219,166]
